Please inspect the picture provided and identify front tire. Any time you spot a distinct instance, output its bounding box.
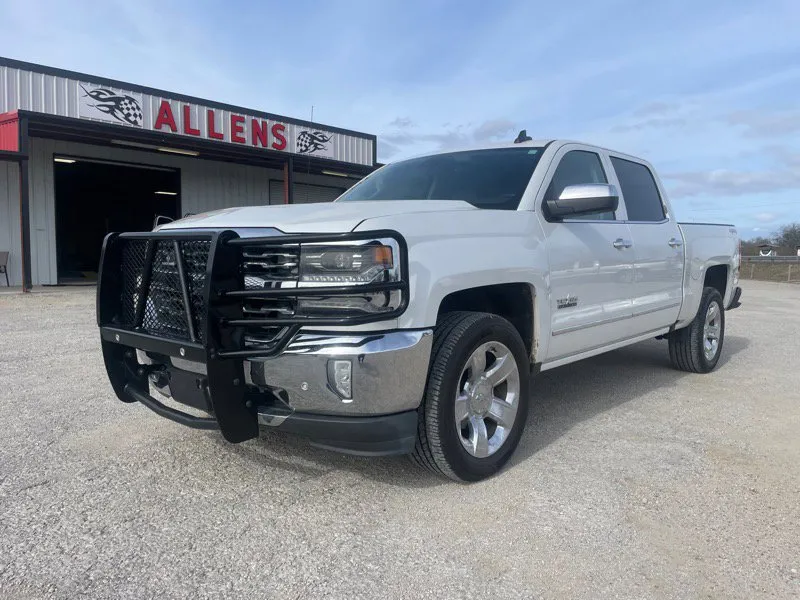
[411,312,530,482]
[668,287,725,373]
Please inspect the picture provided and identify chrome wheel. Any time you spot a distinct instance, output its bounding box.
[454,341,520,458]
[703,301,721,361]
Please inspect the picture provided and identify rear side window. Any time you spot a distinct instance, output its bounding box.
[611,157,665,222]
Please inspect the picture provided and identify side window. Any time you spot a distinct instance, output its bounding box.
[546,150,613,220]
[610,157,666,222]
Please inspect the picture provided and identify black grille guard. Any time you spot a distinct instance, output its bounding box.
[96,228,409,443]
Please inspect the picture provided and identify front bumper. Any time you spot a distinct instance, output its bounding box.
[249,329,433,416]
[263,409,419,456]
[103,329,430,455]
[123,382,419,456]
[96,228,426,454]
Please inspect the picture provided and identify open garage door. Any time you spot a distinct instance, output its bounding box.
[270,180,345,204]
[54,157,180,284]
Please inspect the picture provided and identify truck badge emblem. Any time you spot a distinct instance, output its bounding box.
[556,295,578,309]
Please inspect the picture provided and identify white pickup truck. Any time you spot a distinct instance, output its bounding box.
[96,136,741,481]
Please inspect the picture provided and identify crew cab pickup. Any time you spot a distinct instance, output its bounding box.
[96,138,742,481]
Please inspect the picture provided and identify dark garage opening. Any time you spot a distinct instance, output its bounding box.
[54,158,180,284]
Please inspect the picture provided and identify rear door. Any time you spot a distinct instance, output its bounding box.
[537,145,636,362]
[608,155,684,333]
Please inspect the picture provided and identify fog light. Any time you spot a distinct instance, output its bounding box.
[327,359,353,401]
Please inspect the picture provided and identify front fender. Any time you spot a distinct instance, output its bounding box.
[356,210,551,355]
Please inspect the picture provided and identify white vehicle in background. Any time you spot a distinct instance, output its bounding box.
[97,133,742,481]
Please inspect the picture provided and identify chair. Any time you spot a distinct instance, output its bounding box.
[0,252,9,286]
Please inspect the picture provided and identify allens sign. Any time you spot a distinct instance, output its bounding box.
[1,62,373,165]
[77,82,338,160]
[153,101,290,152]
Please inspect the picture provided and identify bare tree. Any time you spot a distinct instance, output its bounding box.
[774,223,800,250]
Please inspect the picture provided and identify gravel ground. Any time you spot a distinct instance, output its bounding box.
[0,280,798,599]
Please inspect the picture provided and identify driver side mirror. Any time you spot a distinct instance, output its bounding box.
[546,184,619,219]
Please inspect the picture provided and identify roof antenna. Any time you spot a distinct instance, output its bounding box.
[514,129,532,143]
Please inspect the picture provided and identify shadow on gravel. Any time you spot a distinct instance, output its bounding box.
[223,335,749,488]
[511,334,750,465]
[215,429,444,488]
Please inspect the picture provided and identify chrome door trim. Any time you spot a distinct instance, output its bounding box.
[542,326,671,367]
[622,219,670,225]
[551,302,680,336]
[631,302,681,318]
[551,311,631,336]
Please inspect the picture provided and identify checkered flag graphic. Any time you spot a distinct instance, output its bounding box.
[80,85,143,127]
[117,96,143,127]
[296,130,332,154]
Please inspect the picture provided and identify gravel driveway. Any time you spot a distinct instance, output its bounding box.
[1,280,798,599]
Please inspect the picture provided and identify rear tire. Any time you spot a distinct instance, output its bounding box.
[411,312,530,482]
[668,287,725,373]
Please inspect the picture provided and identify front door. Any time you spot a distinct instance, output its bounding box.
[537,146,636,361]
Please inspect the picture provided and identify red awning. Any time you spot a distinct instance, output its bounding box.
[0,111,20,153]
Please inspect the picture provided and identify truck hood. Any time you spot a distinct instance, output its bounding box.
[158,200,477,233]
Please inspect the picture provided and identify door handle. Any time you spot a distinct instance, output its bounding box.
[613,238,632,249]
[668,237,683,248]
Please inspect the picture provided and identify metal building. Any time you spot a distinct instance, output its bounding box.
[0,57,377,289]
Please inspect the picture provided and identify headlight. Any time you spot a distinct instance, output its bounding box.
[299,240,399,284]
[297,237,403,317]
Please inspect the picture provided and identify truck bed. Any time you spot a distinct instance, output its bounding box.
[675,221,739,325]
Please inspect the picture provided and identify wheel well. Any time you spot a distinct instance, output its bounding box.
[704,264,728,298]
[437,283,534,356]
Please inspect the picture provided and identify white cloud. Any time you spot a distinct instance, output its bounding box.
[725,110,800,138]
[473,119,517,142]
[378,118,518,160]
[388,117,414,129]
[610,116,687,133]
[664,168,800,197]
[632,101,681,117]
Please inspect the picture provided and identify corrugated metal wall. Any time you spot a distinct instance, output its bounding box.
[269,180,346,204]
[1,67,77,117]
[0,161,21,286]
[180,159,273,215]
[28,140,57,284]
[1,64,374,166]
[19,138,356,285]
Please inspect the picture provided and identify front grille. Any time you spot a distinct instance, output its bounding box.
[181,241,211,339]
[242,246,299,285]
[119,238,211,343]
[239,244,300,348]
[120,239,148,326]
[143,243,189,340]
[101,229,408,360]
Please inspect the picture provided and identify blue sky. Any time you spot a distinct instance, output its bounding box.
[2,0,799,239]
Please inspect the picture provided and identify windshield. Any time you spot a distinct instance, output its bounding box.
[337,147,543,210]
